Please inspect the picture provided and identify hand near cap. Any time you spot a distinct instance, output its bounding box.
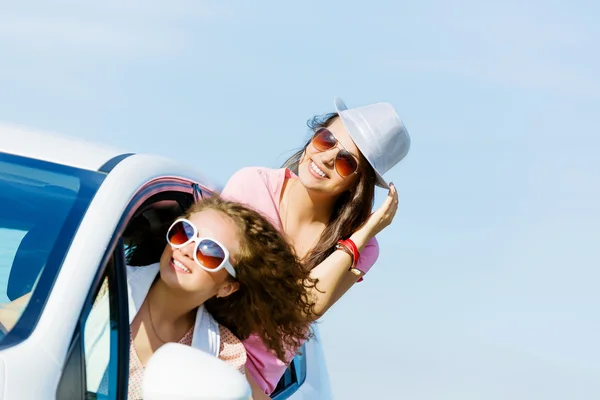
[365,182,399,236]
[351,183,399,248]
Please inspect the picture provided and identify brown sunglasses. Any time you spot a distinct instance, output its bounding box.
[311,128,359,177]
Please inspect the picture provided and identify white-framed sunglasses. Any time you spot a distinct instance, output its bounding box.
[166,218,237,278]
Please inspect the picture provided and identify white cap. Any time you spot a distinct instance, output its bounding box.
[334,97,411,188]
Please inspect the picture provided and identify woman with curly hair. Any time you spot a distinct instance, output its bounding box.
[85,196,315,399]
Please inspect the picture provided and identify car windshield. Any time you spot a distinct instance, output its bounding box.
[0,153,104,348]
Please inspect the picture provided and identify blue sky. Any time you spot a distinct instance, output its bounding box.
[1,1,599,398]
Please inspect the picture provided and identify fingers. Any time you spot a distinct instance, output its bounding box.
[390,182,399,207]
[386,183,399,222]
[385,182,398,209]
[390,182,398,200]
[366,182,400,235]
[380,182,395,210]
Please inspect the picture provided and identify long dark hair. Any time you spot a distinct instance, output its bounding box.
[282,113,377,272]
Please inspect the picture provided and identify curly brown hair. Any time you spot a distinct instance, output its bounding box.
[186,196,315,361]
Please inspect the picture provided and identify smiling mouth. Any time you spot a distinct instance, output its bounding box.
[171,258,191,273]
[310,160,328,178]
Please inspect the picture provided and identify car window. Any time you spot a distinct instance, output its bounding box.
[81,258,121,399]
[0,228,27,302]
[272,345,308,399]
[0,154,103,347]
[123,198,187,267]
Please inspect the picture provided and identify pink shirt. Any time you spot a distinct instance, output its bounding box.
[221,167,379,395]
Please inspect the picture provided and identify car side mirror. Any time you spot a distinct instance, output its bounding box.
[143,342,251,400]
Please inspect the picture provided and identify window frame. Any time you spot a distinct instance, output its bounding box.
[56,238,128,400]
[57,177,207,399]
[271,344,308,399]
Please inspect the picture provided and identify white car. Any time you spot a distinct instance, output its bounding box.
[0,123,332,400]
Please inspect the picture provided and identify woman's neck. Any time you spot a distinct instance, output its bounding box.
[145,279,207,326]
[285,177,336,225]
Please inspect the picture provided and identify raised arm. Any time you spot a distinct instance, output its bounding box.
[306,183,399,320]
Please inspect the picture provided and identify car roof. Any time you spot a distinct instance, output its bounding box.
[0,122,129,171]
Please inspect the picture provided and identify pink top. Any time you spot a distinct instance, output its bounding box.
[221,167,379,395]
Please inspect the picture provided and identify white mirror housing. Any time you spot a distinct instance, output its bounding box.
[143,343,251,400]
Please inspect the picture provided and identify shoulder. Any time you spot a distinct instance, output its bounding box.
[221,167,265,199]
[218,324,247,374]
[221,167,286,203]
[356,237,380,274]
[226,167,278,185]
[227,167,287,186]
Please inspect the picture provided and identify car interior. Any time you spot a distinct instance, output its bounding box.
[122,194,191,266]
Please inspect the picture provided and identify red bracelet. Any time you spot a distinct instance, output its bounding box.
[337,239,364,282]
[335,242,354,262]
[339,238,360,266]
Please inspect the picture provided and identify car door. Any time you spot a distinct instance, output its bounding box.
[271,345,308,399]
[57,177,209,399]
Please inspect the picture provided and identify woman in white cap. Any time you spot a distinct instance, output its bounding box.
[221,97,411,398]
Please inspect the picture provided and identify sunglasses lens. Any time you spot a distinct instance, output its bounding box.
[196,239,226,269]
[167,220,195,245]
[312,128,337,151]
[336,150,359,177]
